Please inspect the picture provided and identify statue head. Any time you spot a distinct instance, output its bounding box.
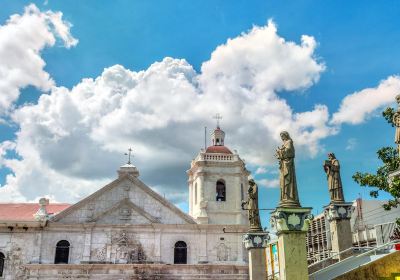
[249,178,256,186]
[328,152,336,160]
[280,131,291,141]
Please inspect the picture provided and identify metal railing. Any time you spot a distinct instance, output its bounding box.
[309,239,400,277]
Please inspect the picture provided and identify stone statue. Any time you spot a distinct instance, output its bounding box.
[275,131,300,207]
[323,153,345,202]
[241,179,262,232]
[393,94,400,156]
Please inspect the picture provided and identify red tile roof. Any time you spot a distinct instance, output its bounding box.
[0,203,70,221]
[205,145,233,154]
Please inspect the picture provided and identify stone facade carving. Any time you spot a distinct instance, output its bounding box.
[110,230,146,264]
[216,243,229,261]
[242,232,269,249]
[324,203,353,222]
[270,208,313,233]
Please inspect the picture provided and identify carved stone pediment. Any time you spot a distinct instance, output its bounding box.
[51,176,196,225]
[89,198,160,224]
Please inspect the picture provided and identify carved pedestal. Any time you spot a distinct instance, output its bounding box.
[270,207,313,280]
[243,232,269,280]
[324,202,353,259]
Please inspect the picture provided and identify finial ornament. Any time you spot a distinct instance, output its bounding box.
[275,131,300,207]
[393,94,400,157]
[213,113,223,128]
[124,148,133,164]
[323,152,345,203]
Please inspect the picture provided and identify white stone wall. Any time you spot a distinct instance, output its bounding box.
[188,154,249,225]
[0,224,247,279]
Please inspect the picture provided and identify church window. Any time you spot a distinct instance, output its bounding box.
[174,241,187,264]
[0,252,4,277]
[241,183,244,201]
[216,180,226,201]
[54,240,70,264]
[194,183,197,205]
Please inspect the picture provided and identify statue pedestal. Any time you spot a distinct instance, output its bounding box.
[324,202,353,260]
[270,206,313,280]
[243,232,269,280]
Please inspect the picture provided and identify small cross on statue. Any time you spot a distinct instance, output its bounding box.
[213,113,223,128]
[124,148,133,164]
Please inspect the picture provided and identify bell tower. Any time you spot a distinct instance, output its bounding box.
[187,124,249,225]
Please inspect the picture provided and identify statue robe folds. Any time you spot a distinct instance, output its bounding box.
[324,158,344,202]
[242,179,262,232]
[278,139,300,206]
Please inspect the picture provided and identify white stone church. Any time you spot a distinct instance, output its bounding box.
[0,126,250,279]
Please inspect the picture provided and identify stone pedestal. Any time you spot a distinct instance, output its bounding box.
[243,232,269,280]
[324,202,353,259]
[270,207,313,280]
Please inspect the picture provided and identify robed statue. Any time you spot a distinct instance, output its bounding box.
[275,131,300,207]
[323,153,345,202]
[241,179,262,232]
[393,94,400,157]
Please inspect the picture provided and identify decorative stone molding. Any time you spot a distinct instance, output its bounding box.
[270,207,313,233]
[242,232,270,249]
[33,198,50,222]
[324,202,353,222]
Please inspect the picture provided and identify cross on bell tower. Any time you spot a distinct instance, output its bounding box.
[211,113,225,146]
[213,113,222,129]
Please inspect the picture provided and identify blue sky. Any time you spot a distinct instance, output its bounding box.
[0,1,399,226]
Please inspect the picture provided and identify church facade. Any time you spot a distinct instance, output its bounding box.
[0,126,250,279]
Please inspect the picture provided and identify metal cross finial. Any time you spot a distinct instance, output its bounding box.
[124,148,133,164]
[213,113,223,128]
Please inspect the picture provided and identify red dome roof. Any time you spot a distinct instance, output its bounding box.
[205,145,233,154]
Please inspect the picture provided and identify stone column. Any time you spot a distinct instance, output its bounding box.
[324,202,353,259]
[270,207,313,280]
[243,232,269,280]
[82,224,94,262]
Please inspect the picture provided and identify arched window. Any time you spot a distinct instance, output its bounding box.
[0,252,4,277]
[174,241,187,264]
[216,180,226,201]
[54,240,70,264]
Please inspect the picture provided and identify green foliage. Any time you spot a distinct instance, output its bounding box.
[383,107,395,127]
[352,107,400,219]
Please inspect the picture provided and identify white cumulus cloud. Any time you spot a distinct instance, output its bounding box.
[0,4,77,115]
[331,76,400,125]
[0,20,334,203]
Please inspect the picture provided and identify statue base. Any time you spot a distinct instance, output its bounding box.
[243,232,269,280]
[324,202,353,259]
[278,199,301,208]
[270,206,313,280]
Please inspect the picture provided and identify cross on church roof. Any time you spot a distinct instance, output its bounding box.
[124,148,133,164]
[213,113,222,128]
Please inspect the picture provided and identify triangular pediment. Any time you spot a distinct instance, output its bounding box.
[89,198,159,224]
[52,174,195,225]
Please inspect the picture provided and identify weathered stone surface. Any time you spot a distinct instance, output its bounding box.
[248,249,266,280]
[278,232,309,280]
[333,251,400,280]
[21,263,249,280]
